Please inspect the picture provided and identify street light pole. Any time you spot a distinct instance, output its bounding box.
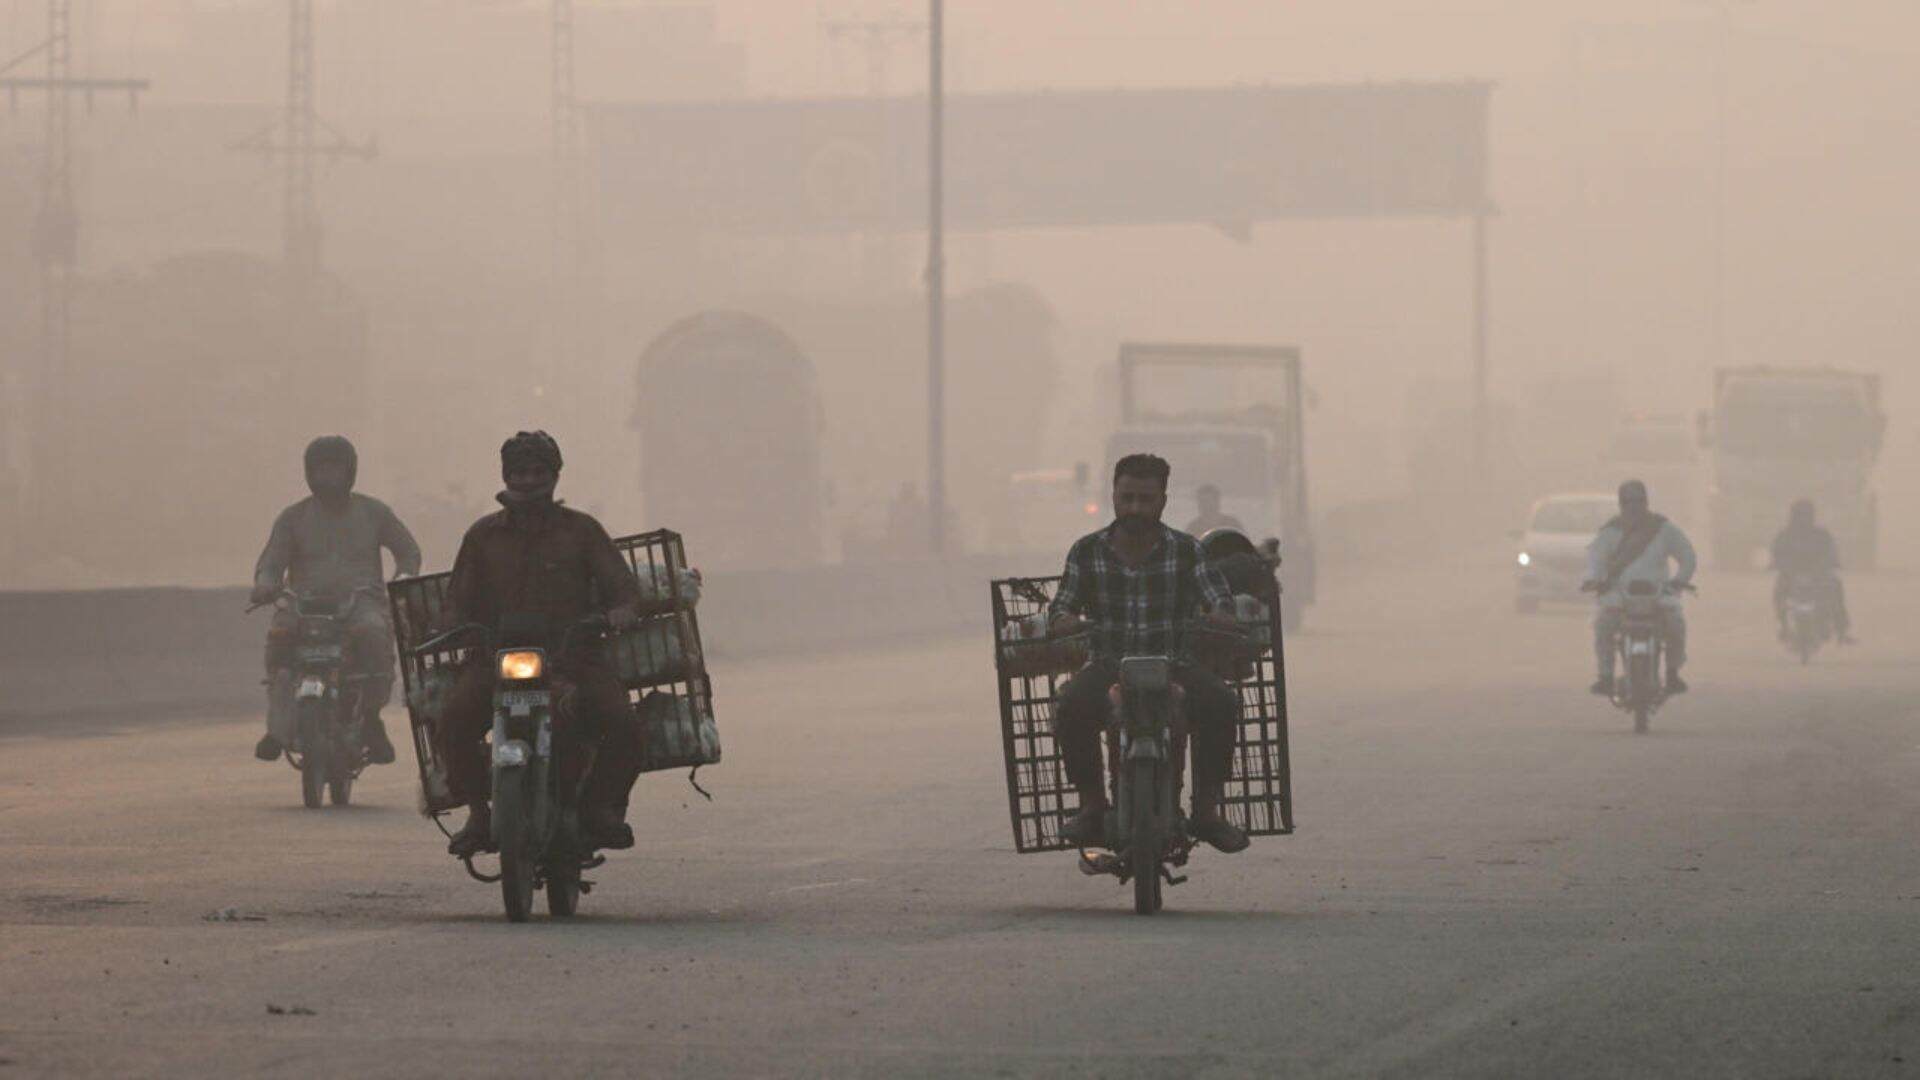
[1712,1,1729,371]
[926,0,946,554]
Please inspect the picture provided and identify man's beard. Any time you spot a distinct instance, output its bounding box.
[1116,512,1157,535]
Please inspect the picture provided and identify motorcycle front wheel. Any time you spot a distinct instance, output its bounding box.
[298,704,326,808]
[1628,651,1654,734]
[1129,759,1165,915]
[494,773,536,923]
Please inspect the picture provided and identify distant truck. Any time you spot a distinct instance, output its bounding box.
[633,311,825,568]
[1108,342,1316,625]
[1697,366,1885,570]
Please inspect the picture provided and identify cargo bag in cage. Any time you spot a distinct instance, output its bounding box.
[390,527,719,818]
[989,574,1293,854]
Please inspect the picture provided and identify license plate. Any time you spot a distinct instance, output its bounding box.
[499,690,549,715]
[1628,640,1652,656]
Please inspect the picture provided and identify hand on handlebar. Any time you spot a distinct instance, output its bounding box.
[1579,580,1602,593]
[606,605,639,633]
[1664,581,1697,596]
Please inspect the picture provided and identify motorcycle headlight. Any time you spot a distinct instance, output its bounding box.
[497,650,544,681]
[1516,551,1532,567]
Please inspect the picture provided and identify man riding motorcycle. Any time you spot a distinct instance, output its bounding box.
[1184,484,1245,537]
[1770,498,1854,645]
[1586,479,1696,696]
[251,435,421,764]
[439,431,645,858]
[1047,453,1250,855]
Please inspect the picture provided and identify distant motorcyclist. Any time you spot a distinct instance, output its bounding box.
[1585,479,1696,696]
[1770,499,1854,645]
[438,431,644,858]
[1047,453,1249,855]
[1184,483,1245,537]
[251,436,422,764]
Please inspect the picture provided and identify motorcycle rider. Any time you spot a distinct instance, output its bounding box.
[1047,453,1250,854]
[1184,483,1245,537]
[439,431,644,858]
[1770,498,1854,645]
[1586,479,1696,696]
[251,435,421,764]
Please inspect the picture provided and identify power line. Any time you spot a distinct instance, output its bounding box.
[0,0,147,512]
[228,0,375,289]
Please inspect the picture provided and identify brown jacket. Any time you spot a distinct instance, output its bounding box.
[445,501,640,645]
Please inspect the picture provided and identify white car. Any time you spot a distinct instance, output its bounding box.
[1514,493,1617,613]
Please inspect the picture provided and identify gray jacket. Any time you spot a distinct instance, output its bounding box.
[253,494,421,598]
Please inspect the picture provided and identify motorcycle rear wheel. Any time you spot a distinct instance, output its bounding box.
[547,860,581,917]
[495,775,536,923]
[1129,759,1164,916]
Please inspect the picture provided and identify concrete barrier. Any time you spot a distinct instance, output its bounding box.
[0,555,1055,722]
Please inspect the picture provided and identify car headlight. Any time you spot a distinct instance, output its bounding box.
[497,650,544,681]
[1516,551,1532,567]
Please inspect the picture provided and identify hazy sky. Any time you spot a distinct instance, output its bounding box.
[3,1,1917,584]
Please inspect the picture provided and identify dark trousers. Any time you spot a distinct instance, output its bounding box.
[1774,572,1849,634]
[1052,659,1239,801]
[435,659,640,815]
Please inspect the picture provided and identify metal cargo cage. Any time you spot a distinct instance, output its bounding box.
[990,575,1293,854]
[389,528,717,817]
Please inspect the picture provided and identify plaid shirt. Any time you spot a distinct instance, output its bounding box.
[1048,522,1233,659]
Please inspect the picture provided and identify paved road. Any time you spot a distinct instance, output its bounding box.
[4,563,1918,1077]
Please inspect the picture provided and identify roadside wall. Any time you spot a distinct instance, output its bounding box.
[0,555,1052,721]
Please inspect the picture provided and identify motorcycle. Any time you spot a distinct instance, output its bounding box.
[412,614,612,923]
[1780,573,1831,665]
[1074,622,1250,915]
[1587,579,1694,734]
[251,586,383,808]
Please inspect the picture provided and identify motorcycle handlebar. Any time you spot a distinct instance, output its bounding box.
[1581,580,1698,596]
[411,614,612,659]
[412,622,488,656]
[247,583,384,614]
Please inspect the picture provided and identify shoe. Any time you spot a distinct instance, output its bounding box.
[447,805,494,858]
[1665,673,1689,694]
[255,733,283,762]
[581,805,634,851]
[1589,677,1613,696]
[361,715,397,765]
[1062,803,1108,847]
[1188,813,1250,854]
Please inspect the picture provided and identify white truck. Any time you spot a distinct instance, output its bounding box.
[1107,342,1316,628]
